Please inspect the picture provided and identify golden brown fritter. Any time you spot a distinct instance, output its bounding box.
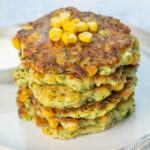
[14,64,138,92]
[17,88,135,139]
[17,76,136,120]
[13,7,139,76]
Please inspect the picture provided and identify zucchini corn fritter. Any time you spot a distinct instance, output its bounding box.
[12,7,140,139]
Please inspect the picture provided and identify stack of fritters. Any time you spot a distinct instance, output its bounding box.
[13,7,140,139]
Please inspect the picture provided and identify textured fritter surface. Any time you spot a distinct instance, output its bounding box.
[17,96,135,139]
[56,78,135,119]
[17,77,136,121]
[14,63,138,92]
[16,74,127,109]
[15,65,138,109]
[30,83,112,109]
[46,99,135,139]
[14,7,139,76]
[14,65,123,92]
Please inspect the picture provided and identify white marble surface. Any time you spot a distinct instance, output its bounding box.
[0,0,150,31]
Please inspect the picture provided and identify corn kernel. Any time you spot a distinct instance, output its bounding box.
[113,81,124,91]
[106,103,116,110]
[59,12,71,24]
[71,18,80,24]
[18,91,27,102]
[23,24,33,30]
[31,32,40,39]
[21,114,32,121]
[12,37,21,49]
[126,57,134,65]
[67,124,78,132]
[87,21,98,32]
[51,17,62,28]
[49,28,63,41]
[42,107,54,118]
[86,66,97,76]
[78,32,92,43]
[100,115,107,125]
[48,76,56,82]
[19,97,26,103]
[42,128,51,135]
[33,115,41,126]
[48,118,59,129]
[62,32,77,45]
[76,22,88,32]
[63,22,77,33]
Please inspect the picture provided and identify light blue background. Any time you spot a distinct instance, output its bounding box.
[0,0,150,31]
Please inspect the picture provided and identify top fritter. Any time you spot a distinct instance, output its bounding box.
[12,7,139,76]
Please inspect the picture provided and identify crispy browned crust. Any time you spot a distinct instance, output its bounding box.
[14,7,136,76]
[124,64,139,70]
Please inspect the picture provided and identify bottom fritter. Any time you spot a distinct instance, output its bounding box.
[41,99,135,139]
[17,94,134,139]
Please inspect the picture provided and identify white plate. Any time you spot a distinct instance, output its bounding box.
[0,26,21,83]
[0,25,150,150]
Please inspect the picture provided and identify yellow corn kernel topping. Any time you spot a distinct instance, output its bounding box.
[42,128,51,135]
[42,107,54,118]
[49,28,63,41]
[67,124,78,132]
[59,12,71,24]
[51,17,62,28]
[62,32,77,45]
[76,22,88,32]
[71,18,80,24]
[87,21,98,32]
[23,24,34,30]
[113,81,124,91]
[12,37,21,49]
[63,22,77,33]
[48,118,59,129]
[86,66,97,76]
[78,32,93,43]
